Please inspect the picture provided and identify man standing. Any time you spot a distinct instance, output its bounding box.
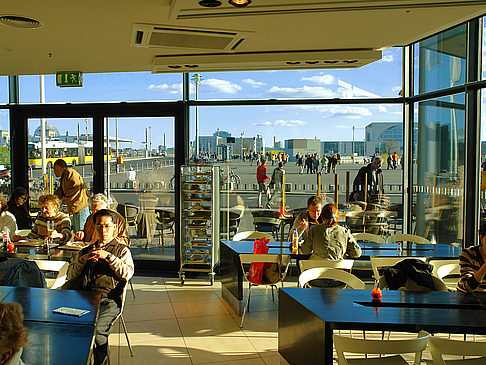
[267,162,285,208]
[256,158,271,208]
[64,209,134,365]
[392,152,399,169]
[53,159,90,232]
[351,156,384,203]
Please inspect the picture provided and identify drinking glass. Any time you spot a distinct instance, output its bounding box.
[46,221,55,246]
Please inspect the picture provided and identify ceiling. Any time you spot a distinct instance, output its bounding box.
[0,0,485,76]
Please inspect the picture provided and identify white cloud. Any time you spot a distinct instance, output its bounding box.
[291,105,373,118]
[380,54,394,63]
[242,78,266,87]
[300,75,335,85]
[252,119,306,127]
[335,125,350,129]
[148,83,182,94]
[201,78,242,94]
[392,86,401,93]
[266,86,337,98]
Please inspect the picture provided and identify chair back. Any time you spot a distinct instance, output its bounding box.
[378,274,447,292]
[352,232,386,244]
[233,231,273,241]
[33,260,69,289]
[239,253,291,285]
[387,233,431,245]
[118,203,138,224]
[156,209,175,230]
[428,334,486,365]
[251,210,280,237]
[15,229,31,236]
[429,259,460,278]
[299,259,354,273]
[333,331,429,365]
[299,267,365,289]
[370,257,426,281]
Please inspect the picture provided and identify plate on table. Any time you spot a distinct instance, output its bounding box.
[58,242,87,250]
[15,239,45,247]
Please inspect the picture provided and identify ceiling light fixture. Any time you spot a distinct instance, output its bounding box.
[229,0,251,8]
[0,15,42,29]
[199,0,222,7]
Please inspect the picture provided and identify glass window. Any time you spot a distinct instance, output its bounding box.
[0,108,10,197]
[481,89,486,217]
[19,72,183,103]
[412,93,465,244]
[191,103,403,239]
[188,48,402,100]
[0,77,8,104]
[483,17,486,81]
[413,23,467,95]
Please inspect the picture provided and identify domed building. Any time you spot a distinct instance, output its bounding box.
[32,124,60,140]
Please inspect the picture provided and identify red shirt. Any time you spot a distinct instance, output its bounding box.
[257,165,269,183]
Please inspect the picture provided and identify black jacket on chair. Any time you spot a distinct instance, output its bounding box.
[383,258,435,290]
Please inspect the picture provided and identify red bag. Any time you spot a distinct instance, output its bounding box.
[248,238,270,284]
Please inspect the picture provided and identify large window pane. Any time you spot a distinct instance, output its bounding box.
[0,77,8,104]
[107,117,175,262]
[191,104,403,239]
[0,108,10,196]
[19,72,182,103]
[188,48,402,101]
[413,23,467,95]
[413,94,465,244]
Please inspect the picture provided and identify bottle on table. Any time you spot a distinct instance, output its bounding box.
[291,228,299,254]
[3,228,10,248]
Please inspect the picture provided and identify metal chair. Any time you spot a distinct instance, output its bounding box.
[299,259,354,273]
[352,232,386,244]
[108,282,133,363]
[220,205,245,239]
[233,231,274,241]
[239,253,291,327]
[429,259,460,291]
[155,209,175,251]
[251,210,281,240]
[370,257,427,282]
[387,233,432,245]
[427,334,486,365]
[299,267,365,289]
[333,331,430,365]
[378,274,448,292]
[33,259,69,289]
[117,203,139,236]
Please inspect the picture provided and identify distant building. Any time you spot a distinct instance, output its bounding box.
[198,132,264,156]
[365,122,402,155]
[285,138,320,160]
[321,141,365,156]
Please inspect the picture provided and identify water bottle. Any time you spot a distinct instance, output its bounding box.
[3,228,10,246]
[291,228,299,254]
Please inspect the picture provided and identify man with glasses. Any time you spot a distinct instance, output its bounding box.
[64,209,134,365]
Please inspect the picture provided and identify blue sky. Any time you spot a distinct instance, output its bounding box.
[1,40,486,149]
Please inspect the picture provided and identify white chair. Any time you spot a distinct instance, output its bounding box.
[387,233,432,245]
[33,260,69,289]
[299,267,365,289]
[429,259,460,291]
[239,253,291,327]
[352,232,386,244]
[370,257,427,282]
[233,231,274,241]
[109,282,133,361]
[378,274,448,292]
[427,334,486,365]
[333,331,430,365]
[299,259,354,273]
[15,229,31,236]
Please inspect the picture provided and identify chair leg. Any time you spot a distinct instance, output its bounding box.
[120,314,134,357]
[240,284,252,328]
[271,285,275,301]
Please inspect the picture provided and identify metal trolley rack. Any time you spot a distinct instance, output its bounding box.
[179,164,220,285]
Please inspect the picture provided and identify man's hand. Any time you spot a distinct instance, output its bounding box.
[48,230,63,239]
[86,248,110,262]
[75,231,85,241]
[300,218,308,230]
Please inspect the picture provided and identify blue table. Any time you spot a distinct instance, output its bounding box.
[220,240,462,314]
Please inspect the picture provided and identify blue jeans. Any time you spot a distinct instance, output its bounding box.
[71,205,90,232]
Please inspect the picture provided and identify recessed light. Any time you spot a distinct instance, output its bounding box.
[286,61,301,65]
[229,0,251,8]
[0,15,43,29]
[199,0,222,7]
[168,65,182,69]
[323,60,339,64]
[305,61,319,64]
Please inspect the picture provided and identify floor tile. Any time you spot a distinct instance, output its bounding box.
[123,301,175,322]
[111,317,182,344]
[173,299,230,318]
[198,357,266,365]
[110,339,191,365]
[168,288,220,302]
[178,314,245,338]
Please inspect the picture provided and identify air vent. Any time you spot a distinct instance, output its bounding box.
[0,15,42,29]
[131,23,251,51]
[152,49,382,73]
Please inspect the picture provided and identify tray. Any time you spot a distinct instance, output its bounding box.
[58,243,87,250]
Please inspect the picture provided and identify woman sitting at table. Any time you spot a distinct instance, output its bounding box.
[301,203,361,261]
[457,222,486,293]
[0,196,17,239]
[0,302,28,365]
[13,194,72,243]
[7,187,31,230]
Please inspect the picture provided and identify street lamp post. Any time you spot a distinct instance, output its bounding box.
[192,74,202,157]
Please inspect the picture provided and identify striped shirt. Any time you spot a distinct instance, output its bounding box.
[28,211,73,243]
[457,245,486,293]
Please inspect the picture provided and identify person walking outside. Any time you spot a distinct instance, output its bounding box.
[320,155,328,173]
[256,158,271,208]
[53,159,90,232]
[267,162,285,208]
[387,154,393,170]
[392,152,399,169]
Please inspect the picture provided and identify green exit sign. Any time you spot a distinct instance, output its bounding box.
[56,72,83,87]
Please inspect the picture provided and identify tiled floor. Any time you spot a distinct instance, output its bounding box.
[109,275,485,365]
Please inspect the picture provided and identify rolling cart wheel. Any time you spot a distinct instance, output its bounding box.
[209,273,214,286]
[179,272,185,285]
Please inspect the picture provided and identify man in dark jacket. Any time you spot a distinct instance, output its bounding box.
[64,209,134,365]
[352,156,384,203]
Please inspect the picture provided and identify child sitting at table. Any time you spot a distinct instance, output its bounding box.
[0,302,28,365]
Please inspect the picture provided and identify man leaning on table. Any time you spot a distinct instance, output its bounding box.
[289,195,324,241]
[63,209,134,365]
[75,193,129,245]
[457,221,486,293]
[53,159,90,233]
